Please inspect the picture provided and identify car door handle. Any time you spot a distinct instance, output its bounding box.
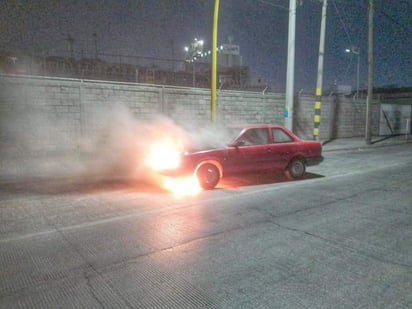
[266,148,272,153]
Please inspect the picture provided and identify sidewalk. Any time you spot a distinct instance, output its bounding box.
[321,134,411,152]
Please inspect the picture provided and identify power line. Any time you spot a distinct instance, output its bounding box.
[256,0,288,10]
[328,0,356,84]
[376,9,412,36]
[331,0,353,46]
[331,0,412,37]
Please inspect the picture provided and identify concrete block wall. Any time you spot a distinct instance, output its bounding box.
[217,91,285,125]
[0,76,83,155]
[162,87,212,126]
[294,95,381,140]
[0,75,286,155]
[294,95,334,140]
[151,87,285,127]
[0,74,382,157]
[79,81,162,136]
[334,99,380,138]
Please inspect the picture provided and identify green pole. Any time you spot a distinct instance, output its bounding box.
[211,0,219,122]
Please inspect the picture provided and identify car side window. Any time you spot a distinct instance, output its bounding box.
[239,128,269,145]
[272,128,293,143]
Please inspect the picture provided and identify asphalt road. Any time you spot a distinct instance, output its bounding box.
[0,144,411,308]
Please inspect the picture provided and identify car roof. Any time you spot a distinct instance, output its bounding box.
[228,124,299,140]
[228,124,286,130]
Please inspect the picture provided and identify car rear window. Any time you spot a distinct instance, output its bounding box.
[272,128,293,143]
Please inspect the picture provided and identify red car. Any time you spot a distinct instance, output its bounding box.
[150,124,323,190]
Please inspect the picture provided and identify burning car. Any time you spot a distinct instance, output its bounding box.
[146,124,323,190]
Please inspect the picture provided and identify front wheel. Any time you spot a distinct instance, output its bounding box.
[286,158,306,179]
[196,163,220,190]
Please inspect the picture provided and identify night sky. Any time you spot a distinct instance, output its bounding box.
[1,0,411,92]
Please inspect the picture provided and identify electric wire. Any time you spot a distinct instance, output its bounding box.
[330,0,355,84]
[256,0,288,10]
[377,9,412,37]
[337,0,411,37]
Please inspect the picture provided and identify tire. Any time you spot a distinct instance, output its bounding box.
[196,163,220,190]
[286,158,306,179]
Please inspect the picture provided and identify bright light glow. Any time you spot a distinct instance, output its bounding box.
[146,139,182,171]
[162,176,202,196]
[345,47,359,54]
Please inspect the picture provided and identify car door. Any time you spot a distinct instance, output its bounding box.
[224,128,273,174]
[267,128,299,170]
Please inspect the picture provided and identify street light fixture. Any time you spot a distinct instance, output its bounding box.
[345,46,360,99]
[184,38,204,87]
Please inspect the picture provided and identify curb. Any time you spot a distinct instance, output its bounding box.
[322,136,411,152]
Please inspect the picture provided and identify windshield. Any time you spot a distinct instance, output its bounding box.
[225,127,244,144]
[183,125,243,152]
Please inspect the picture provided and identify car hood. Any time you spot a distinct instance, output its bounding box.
[184,145,223,154]
[184,140,228,154]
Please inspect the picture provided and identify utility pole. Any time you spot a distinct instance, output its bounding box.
[313,0,327,141]
[355,47,360,99]
[365,0,374,144]
[211,0,220,122]
[285,0,297,131]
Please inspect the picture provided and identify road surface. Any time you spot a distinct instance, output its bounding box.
[0,144,411,308]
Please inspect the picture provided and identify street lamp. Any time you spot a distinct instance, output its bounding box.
[345,46,360,99]
[184,38,204,87]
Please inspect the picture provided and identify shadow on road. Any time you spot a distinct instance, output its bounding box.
[219,172,323,189]
[0,177,165,196]
[0,172,324,196]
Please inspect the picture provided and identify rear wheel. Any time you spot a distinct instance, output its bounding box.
[196,163,220,190]
[286,158,306,179]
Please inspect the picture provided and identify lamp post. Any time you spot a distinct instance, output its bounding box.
[345,46,360,99]
[184,38,204,87]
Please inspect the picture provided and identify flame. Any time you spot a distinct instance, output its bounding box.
[145,139,182,171]
[162,176,202,196]
[145,138,202,196]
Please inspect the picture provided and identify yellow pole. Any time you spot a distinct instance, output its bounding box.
[313,0,327,141]
[211,0,219,122]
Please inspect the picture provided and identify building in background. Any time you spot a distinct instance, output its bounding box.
[0,38,271,91]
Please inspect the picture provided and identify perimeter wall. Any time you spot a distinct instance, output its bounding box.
[0,74,385,156]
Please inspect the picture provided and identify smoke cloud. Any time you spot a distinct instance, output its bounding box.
[77,105,192,182]
[1,100,239,190]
